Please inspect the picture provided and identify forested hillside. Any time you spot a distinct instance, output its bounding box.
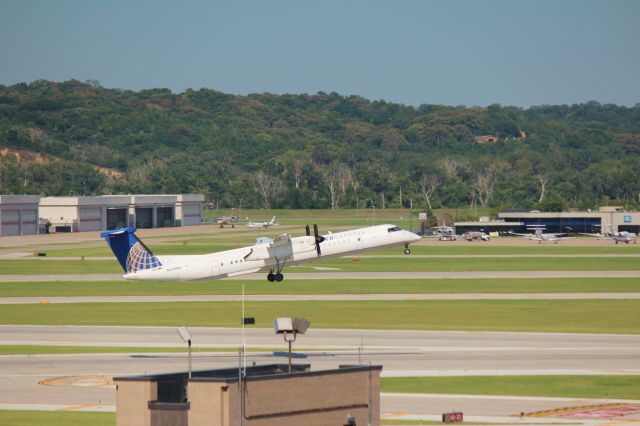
[1,79,639,211]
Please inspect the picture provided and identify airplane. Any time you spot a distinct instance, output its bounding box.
[101,223,421,282]
[247,216,278,229]
[509,226,572,244]
[217,216,238,228]
[580,224,637,244]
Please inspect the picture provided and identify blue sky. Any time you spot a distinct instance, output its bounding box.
[1,0,638,107]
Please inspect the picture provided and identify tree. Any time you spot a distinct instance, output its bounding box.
[252,171,284,209]
[320,163,353,209]
[419,175,440,210]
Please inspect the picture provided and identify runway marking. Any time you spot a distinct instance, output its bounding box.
[524,403,640,418]
[39,374,114,388]
[59,403,101,412]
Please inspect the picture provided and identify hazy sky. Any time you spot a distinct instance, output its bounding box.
[1,0,638,107]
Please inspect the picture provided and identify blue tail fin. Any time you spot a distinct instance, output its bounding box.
[100,227,162,273]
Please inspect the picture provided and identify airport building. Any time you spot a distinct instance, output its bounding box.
[38,194,204,233]
[114,364,381,426]
[454,207,640,235]
[0,195,40,236]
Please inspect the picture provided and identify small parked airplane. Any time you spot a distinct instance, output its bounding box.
[247,216,278,229]
[217,216,238,228]
[580,225,637,244]
[101,224,421,282]
[510,226,572,244]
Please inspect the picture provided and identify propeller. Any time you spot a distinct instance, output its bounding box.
[306,224,324,255]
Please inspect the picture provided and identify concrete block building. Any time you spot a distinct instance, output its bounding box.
[40,195,131,233]
[0,195,40,236]
[114,364,381,426]
[39,194,204,233]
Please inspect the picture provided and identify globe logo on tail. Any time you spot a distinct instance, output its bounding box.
[126,241,162,273]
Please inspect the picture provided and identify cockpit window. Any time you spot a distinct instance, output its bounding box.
[388,226,402,232]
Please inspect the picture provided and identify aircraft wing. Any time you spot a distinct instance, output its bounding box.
[269,234,291,247]
[579,233,605,238]
[509,232,536,239]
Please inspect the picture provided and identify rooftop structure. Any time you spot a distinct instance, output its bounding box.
[114,364,381,426]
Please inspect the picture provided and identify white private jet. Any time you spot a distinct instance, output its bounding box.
[510,226,572,244]
[580,225,637,244]
[247,216,278,229]
[101,224,421,282]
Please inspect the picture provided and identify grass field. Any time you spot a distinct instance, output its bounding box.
[0,299,637,333]
[22,239,640,257]
[1,277,639,297]
[3,255,640,275]
[0,410,114,426]
[381,375,640,400]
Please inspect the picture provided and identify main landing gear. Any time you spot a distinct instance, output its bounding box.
[267,272,284,282]
[267,257,286,282]
[404,243,411,255]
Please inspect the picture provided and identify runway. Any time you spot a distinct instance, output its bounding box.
[1,292,640,304]
[3,270,640,282]
[1,326,639,421]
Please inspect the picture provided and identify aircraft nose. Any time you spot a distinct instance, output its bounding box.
[409,231,421,242]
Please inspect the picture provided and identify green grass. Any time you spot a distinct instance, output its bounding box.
[1,277,639,297]
[381,376,640,400]
[3,255,640,275]
[0,411,114,426]
[309,256,640,272]
[40,242,640,257]
[0,300,637,334]
[0,259,119,274]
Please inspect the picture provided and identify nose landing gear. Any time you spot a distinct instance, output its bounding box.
[404,244,411,255]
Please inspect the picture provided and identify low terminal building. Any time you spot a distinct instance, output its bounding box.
[39,194,204,233]
[454,208,640,235]
[0,195,40,236]
[114,364,381,426]
[498,208,640,234]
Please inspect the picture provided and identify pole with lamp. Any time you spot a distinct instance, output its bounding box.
[274,317,310,373]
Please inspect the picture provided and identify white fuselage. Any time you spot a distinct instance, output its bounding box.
[123,224,420,281]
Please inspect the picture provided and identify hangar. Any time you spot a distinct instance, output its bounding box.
[39,194,204,233]
[497,207,640,234]
[454,207,640,235]
[0,195,40,236]
[40,195,131,233]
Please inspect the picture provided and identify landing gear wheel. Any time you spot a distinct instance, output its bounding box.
[267,272,276,282]
[275,272,284,282]
[404,248,411,255]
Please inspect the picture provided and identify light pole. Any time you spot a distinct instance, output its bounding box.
[177,326,192,379]
[370,200,376,225]
[274,317,310,373]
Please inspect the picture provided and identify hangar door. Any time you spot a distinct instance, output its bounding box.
[1,209,20,236]
[79,207,103,232]
[21,209,38,235]
[135,207,153,229]
[156,207,174,228]
[181,204,201,226]
[107,208,128,230]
